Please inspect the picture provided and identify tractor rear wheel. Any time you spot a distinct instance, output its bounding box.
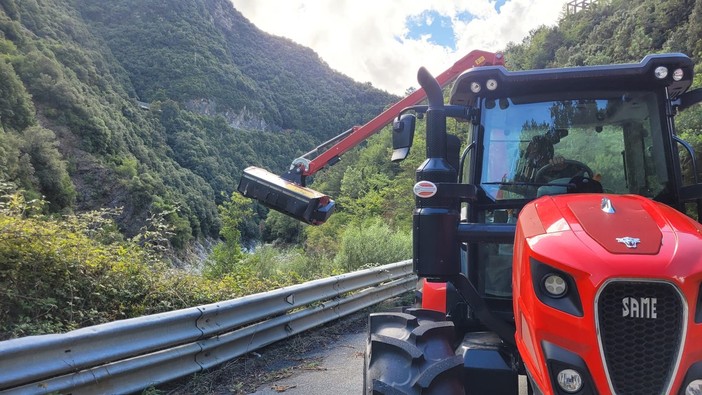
[364,308,464,394]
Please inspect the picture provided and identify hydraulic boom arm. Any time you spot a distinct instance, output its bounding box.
[238,50,503,224]
[290,50,504,179]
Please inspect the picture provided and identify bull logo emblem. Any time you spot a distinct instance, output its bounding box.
[616,237,640,249]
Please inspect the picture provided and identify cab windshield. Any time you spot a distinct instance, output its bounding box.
[479,91,670,201]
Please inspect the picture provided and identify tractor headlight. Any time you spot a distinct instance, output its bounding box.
[543,274,568,298]
[470,82,481,93]
[686,379,702,395]
[530,259,583,317]
[557,369,583,393]
[673,68,684,81]
[654,66,669,79]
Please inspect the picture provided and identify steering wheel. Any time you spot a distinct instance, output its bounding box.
[534,159,595,184]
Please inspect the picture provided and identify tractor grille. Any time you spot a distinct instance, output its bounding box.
[596,281,684,395]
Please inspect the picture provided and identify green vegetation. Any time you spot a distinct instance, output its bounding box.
[0,185,300,339]
[204,192,411,287]
[1,184,188,338]
[0,183,410,339]
[504,0,699,69]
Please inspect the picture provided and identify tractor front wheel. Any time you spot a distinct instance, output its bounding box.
[363,308,464,394]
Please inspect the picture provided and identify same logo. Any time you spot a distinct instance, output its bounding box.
[622,297,658,319]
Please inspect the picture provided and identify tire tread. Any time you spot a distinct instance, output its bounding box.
[365,309,463,394]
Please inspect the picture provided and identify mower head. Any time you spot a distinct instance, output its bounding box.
[237,166,335,225]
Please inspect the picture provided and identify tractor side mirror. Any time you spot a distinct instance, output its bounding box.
[391,113,416,162]
[677,87,702,111]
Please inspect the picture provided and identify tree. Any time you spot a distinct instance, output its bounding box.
[262,210,304,245]
[0,59,35,132]
[19,126,76,211]
[204,192,254,278]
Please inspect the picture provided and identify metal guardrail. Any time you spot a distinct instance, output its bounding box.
[0,261,415,394]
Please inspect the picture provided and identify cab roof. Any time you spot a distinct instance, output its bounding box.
[449,53,694,106]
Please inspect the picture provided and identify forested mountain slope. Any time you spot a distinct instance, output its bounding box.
[505,0,701,71]
[0,0,396,247]
[74,0,394,140]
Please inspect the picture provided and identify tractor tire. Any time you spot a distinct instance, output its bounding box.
[364,308,464,394]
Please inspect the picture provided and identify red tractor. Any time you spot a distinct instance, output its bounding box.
[239,52,702,394]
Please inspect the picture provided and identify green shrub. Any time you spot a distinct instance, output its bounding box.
[0,203,267,339]
[242,244,336,282]
[261,210,304,245]
[333,219,411,272]
[0,189,255,339]
[114,155,138,178]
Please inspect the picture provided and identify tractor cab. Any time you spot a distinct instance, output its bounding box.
[446,53,702,319]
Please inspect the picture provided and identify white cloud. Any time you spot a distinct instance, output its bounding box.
[230,0,570,95]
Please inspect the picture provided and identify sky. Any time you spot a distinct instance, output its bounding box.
[229,0,571,95]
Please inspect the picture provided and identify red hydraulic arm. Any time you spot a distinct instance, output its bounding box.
[291,50,504,177]
[238,50,503,225]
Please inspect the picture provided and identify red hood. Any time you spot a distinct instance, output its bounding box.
[519,194,702,280]
[567,197,662,254]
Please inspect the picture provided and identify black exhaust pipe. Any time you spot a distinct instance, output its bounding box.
[413,67,460,279]
[237,166,335,225]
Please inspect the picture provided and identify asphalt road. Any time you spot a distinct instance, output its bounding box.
[252,331,367,394]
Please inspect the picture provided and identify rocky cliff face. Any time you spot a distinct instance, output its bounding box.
[184,98,271,132]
